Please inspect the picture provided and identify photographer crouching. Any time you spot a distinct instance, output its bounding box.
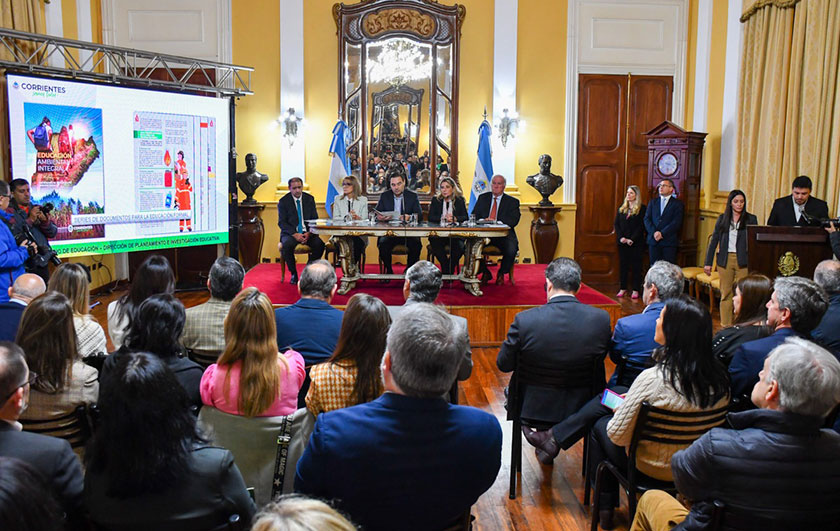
[6,179,60,283]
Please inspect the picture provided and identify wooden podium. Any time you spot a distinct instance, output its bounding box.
[747,226,833,279]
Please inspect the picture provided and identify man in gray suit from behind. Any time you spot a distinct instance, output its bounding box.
[388,261,472,400]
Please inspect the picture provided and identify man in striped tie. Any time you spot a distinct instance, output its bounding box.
[278,177,325,284]
[472,175,521,285]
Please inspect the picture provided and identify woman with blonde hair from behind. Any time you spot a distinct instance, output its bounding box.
[47,262,107,358]
[251,494,355,531]
[200,287,305,417]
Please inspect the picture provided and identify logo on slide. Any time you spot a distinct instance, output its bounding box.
[12,82,19,90]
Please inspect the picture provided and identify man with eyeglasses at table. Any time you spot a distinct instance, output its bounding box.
[0,342,85,527]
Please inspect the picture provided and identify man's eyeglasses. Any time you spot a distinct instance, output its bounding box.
[1,372,37,403]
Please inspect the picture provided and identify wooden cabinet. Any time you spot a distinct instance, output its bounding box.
[644,121,706,267]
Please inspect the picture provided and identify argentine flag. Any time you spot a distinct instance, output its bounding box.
[326,120,351,217]
[468,120,493,214]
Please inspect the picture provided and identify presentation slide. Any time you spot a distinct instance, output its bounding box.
[6,73,230,257]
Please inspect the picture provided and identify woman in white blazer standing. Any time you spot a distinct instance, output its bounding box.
[331,175,368,265]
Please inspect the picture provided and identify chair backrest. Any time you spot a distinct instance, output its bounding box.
[198,406,316,506]
[707,500,840,531]
[185,347,222,370]
[20,403,93,450]
[508,357,603,421]
[627,401,727,481]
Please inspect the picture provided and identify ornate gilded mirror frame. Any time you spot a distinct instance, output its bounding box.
[334,0,465,199]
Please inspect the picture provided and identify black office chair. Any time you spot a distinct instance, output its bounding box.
[507,356,604,499]
[587,401,728,530]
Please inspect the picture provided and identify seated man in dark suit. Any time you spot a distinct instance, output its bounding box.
[375,172,423,274]
[473,174,521,284]
[0,273,45,342]
[632,338,840,530]
[0,342,84,526]
[729,276,828,402]
[278,177,324,285]
[295,303,502,531]
[767,175,830,226]
[522,261,685,463]
[274,260,343,406]
[813,260,840,357]
[643,178,684,264]
[828,221,840,259]
[497,257,611,427]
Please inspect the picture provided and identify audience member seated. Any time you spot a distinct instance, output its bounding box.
[497,257,611,425]
[827,221,840,259]
[306,293,388,416]
[48,263,107,359]
[107,254,175,349]
[523,261,684,461]
[427,176,468,275]
[274,261,343,406]
[251,494,356,531]
[630,338,840,531]
[180,256,245,365]
[201,288,304,417]
[0,457,65,531]
[588,296,730,528]
[812,259,840,356]
[729,276,829,402]
[295,303,502,531]
[105,294,203,409]
[389,260,472,384]
[0,343,84,526]
[16,293,98,441]
[0,274,45,342]
[85,352,256,529]
[711,274,773,366]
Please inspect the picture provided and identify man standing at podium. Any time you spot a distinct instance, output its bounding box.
[767,175,829,226]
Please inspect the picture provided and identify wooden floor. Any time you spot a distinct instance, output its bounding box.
[89,286,717,531]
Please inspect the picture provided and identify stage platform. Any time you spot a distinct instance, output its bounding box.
[245,263,620,347]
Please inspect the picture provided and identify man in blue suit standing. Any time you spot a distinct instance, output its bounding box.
[729,276,828,403]
[275,260,343,406]
[295,303,502,531]
[644,179,684,264]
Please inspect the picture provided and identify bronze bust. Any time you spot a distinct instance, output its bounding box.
[526,154,563,206]
[236,153,268,205]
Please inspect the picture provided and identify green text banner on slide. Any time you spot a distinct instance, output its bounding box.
[5,73,230,257]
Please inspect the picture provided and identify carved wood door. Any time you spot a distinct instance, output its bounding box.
[574,74,672,286]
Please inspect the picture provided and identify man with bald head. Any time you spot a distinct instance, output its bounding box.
[812,259,840,356]
[472,175,521,285]
[0,274,46,341]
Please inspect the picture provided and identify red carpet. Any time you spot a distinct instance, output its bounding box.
[244,263,616,307]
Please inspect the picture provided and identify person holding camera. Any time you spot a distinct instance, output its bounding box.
[6,179,58,283]
[0,181,35,303]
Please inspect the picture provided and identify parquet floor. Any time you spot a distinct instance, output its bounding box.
[89,285,717,531]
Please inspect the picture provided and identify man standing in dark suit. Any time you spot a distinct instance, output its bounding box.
[0,273,45,341]
[375,172,423,274]
[497,257,611,425]
[274,261,343,406]
[729,276,828,401]
[295,303,501,531]
[278,177,324,285]
[0,343,84,525]
[472,175,521,284]
[644,178,684,265]
[767,175,830,226]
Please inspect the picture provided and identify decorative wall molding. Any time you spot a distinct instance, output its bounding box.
[718,0,743,191]
[279,0,306,183]
[563,0,688,204]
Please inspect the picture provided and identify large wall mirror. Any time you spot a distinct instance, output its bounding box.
[334,0,465,199]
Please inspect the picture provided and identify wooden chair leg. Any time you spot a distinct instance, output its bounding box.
[708,285,715,315]
[280,258,285,282]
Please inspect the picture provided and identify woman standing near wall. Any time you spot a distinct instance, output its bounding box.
[614,186,646,299]
[704,190,758,327]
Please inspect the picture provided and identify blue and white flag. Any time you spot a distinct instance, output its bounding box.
[326,120,351,217]
[468,120,493,214]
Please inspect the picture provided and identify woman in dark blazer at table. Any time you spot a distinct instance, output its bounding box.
[704,189,758,327]
[428,176,468,275]
[614,185,646,299]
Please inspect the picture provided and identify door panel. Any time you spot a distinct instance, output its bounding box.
[574,74,672,286]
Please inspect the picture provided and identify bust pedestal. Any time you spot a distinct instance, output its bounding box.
[529,206,563,264]
[237,204,265,270]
